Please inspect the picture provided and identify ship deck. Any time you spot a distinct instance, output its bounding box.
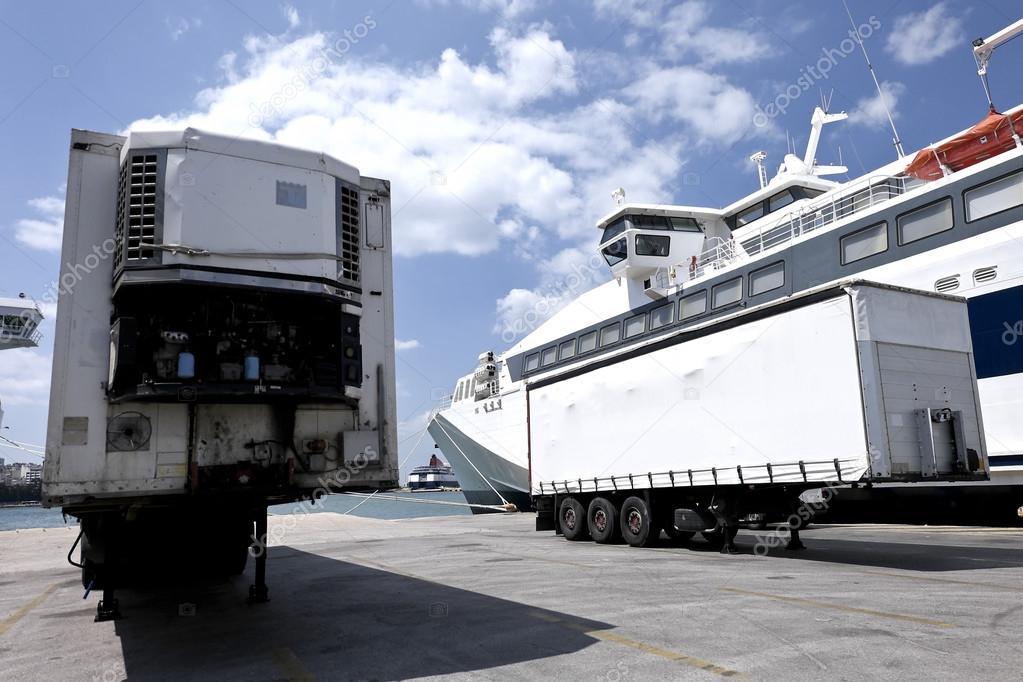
[3,512,1023,680]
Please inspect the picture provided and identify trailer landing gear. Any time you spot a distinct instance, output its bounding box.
[248,506,269,604]
[786,527,806,551]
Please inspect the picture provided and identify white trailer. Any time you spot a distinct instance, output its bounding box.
[529,282,989,550]
[42,129,398,618]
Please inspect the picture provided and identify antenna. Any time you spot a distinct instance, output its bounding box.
[842,0,905,158]
[611,187,626,206]
[749,151,768,189]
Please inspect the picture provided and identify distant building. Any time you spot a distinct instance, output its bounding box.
[25,464,42,483]
[7,463,30,482]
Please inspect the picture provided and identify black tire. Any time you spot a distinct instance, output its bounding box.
[559,497,589,541]
[587,497,620,544]
[620,496,659,548]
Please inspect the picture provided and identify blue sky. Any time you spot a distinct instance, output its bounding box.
[1,0,1021,477]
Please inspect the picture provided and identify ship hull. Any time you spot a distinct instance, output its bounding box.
[427,412,531,513]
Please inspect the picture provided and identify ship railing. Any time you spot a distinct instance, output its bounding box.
[690,237,739,279]
[0,322,42,345]
[427,396,453,424]
[694,174,914,278]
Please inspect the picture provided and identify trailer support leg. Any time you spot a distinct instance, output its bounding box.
[94,515,122,622]
[95,576,121,622]
[720,525,740,554]
[248,507,269,604]
[786,526,806,551]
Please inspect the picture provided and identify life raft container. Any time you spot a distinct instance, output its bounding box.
[905,109,1023,181]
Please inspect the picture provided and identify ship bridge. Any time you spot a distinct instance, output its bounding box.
[0,297,43,350]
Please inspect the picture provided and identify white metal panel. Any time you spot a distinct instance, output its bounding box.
[878,343,983,475]
[528,295,870,494]
[161,148,338,280]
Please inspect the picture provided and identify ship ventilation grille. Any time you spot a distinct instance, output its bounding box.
[973,266,997,284]
[934,275,960,293]
[114,151,162,273]
[337,181,361,284]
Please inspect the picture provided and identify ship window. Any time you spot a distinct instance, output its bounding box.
[524,353,540,373]
[680,291,707,319]
[600,217,628,245]
[578,330,598,354]
[841,221,888,265]
[898,198,953,245]
[965,169,1023,222]
[734,203,764,227]
[650,302,674,329]
[749,261,785,296]
[599,322,621,347]
[635,234,670,257]
[602,237,628,266]
[625,314,646,338]
[541,347,557,367]
[455,382,463,401]
[769,189,795,212]
[630,214,669,230]
[669,217,701,232]
[558,339,576,360]
[712,277,742,308]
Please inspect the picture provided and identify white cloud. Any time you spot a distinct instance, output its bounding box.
[0,349,52,407]
[14,191,65,251]
[282,4,300,29]
[885,2,964,66]
[659,1,771,65]
[166,16,202,41]
[395,339,422,351]
[850,81,905,129]
[416,0,540,19]
[626,66,758,142]
[123,20,757,334]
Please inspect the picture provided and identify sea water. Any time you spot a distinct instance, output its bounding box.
[0,491,471,532]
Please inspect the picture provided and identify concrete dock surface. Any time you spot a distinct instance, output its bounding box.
[2,512,1023,680]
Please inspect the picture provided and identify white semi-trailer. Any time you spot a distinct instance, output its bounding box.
[42,129,398,619]
[529,282,989,551]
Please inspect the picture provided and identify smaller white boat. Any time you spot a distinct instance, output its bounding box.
[407,454,459,491]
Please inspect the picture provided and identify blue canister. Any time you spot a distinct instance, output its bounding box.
[177,351,195,379]
[244,353,260,381]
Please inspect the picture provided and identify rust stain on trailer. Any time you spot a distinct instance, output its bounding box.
[720,587,955,628]
[528,609,747,677]
[0,583,60,637]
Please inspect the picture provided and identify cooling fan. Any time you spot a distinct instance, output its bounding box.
[106,411,152,452]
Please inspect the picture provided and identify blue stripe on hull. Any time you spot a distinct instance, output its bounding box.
[968,284,1023,379]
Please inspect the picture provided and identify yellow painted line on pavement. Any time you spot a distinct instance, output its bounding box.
[0,583,60,637]
[720,587,955,628]
[529,610,746,678]
[272,647,315,682]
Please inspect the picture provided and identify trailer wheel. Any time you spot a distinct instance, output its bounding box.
[620,496,659,548]
[587,497,620,544]
[559,497,589,541]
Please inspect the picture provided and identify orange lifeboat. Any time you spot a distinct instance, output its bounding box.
[905,109,1023,181]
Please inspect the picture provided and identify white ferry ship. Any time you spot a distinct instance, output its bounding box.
[429,21,1023,520]
[0,295,43,433]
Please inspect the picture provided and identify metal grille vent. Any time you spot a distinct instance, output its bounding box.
[934,275,960,293]
[115,152,160,270]
[338,182,360,284]
[973,266,997,284]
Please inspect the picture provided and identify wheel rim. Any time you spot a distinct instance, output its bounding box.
[626,508,642,535]
[592,509,607,533]
[563,507,577,530]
